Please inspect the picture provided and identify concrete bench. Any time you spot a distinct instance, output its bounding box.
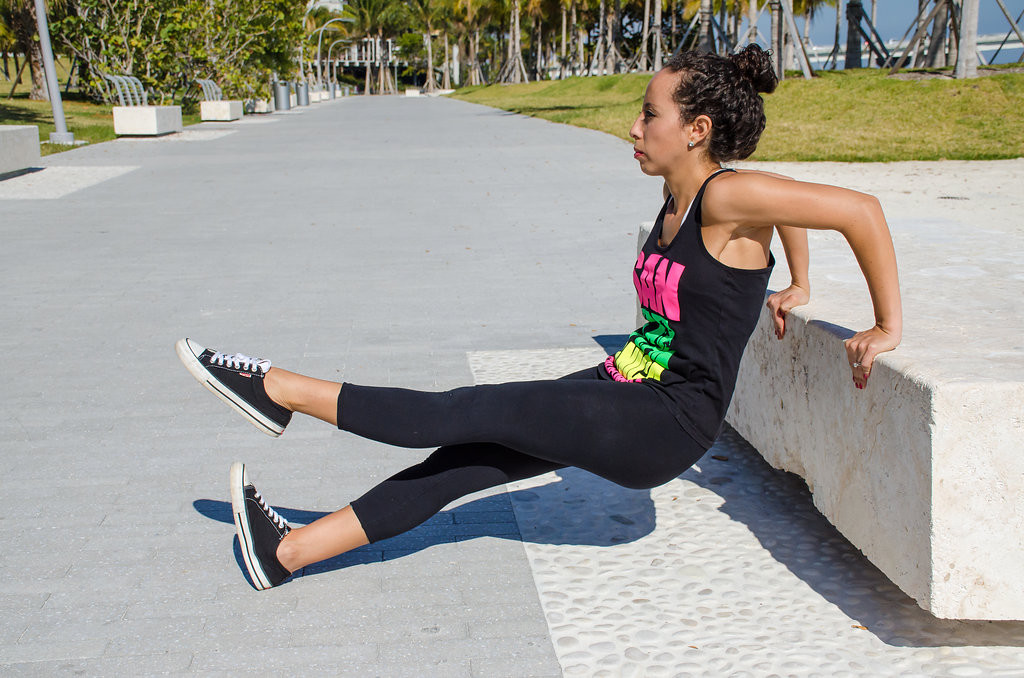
[637,208,1023,621]
[0,125,41,177]
[104,74,182,136]
[196,79,242,122]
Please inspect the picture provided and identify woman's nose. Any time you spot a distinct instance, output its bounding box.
[629,116,642,141]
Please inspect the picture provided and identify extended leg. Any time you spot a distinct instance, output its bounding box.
[276,443,563,571]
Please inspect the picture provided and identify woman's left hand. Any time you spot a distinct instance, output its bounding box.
[845,325,901,389]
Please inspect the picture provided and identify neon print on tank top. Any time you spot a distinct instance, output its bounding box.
[605,201,692,384]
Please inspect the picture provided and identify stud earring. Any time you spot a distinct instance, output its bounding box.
[688,141,695,148]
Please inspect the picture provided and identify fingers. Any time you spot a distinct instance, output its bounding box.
[766,296,786,339]
[845,332,890,390]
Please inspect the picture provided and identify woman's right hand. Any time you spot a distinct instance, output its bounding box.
[766,284,809,340]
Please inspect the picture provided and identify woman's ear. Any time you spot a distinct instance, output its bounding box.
[691,114,713,145]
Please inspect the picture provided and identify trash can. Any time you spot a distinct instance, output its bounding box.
[296,81,310,106]
[330,83,337,99]
[273,81,291,111]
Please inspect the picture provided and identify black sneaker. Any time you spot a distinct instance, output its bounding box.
[175,338,291,437]
[230,462,293,590]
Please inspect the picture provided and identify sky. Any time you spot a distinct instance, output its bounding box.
[762,0,1024,65]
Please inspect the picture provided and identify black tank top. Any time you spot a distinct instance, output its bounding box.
[605,169,774,448]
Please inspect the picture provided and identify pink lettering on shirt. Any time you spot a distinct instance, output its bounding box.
[633,252,685,321]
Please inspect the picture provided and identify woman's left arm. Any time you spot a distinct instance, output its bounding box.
[707,173,902,389]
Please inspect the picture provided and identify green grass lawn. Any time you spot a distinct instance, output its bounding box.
[452,68,1024,162]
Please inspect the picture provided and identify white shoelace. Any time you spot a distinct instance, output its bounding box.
[210,351,271,374]
[253,487,290,533]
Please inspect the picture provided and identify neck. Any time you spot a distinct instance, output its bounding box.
[664,160,722,210]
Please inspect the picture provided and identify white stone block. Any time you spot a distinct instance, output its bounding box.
[405,88,421,97]
[637,220,1024,620]
[200,100,243,121]
[0,125,41,175]
[250,100,273,114]
[112,106,183,136]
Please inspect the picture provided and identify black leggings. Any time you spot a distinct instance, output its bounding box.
[341,366,707,543]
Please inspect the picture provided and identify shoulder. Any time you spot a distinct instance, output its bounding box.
[702,171,781,228]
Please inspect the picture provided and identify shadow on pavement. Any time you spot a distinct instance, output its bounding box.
[195,467,656,579]
[699,427,1024,649]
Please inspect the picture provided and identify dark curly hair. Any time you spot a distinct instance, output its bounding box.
[663,44,778,163]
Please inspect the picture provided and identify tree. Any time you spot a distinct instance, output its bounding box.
[497,0,529,82]
[54,0,302,104]
[408,0,440,91]
[1,0,69,100]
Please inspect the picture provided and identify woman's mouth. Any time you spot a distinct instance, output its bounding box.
[633,149,644,159]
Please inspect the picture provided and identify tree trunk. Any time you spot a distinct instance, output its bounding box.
[955,0,979,78]
[926,0,948,68]
[573,2,584,76]
[443,33,452,89]
[604,0,619,73]
[670,0,678,53]
[534,22,542,81]
[424,23,437,92]
[592,0,606,74]
[499,0,528,82]
[639,0,651,71]
[699,0,713,53]
[560,5,567,79]
[653,0,663,70]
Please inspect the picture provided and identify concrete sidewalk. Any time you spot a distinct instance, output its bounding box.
[2,96,1023,676]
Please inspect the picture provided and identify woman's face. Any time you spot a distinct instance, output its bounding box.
[629,69,692,177]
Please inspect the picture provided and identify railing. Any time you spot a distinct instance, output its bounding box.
[102,74,147,106]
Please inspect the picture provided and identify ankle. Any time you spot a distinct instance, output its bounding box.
[276,531,304,572]
[263,368,293,412]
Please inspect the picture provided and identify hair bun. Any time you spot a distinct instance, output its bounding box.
[730,44,778,94]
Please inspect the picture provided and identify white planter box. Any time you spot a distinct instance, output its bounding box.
[0,125,41,175]
[112,106,183,136]
[200,100,243,121]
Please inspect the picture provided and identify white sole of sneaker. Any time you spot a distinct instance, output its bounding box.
[175,338,284,438]
[230,462,273,591]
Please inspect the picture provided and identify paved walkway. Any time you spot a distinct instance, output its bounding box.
[2,96,1023,676]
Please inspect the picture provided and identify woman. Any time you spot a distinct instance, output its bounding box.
[176,45,901,591]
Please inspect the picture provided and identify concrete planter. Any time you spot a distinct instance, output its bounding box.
[112,106,183,136]
[0,125,41,176]
[200,100,243,121]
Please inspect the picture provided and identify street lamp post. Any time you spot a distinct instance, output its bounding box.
[327,38,350,87]
[33,0,74,144]
[310,18,352,88]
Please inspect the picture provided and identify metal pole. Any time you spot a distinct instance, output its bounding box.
[845,0,863,69]
[314,18,351,88]
[33,0,74,144]
[327,38,349,86]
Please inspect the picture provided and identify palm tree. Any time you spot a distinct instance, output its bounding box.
[346,0,401,94]
[457,0,489,85]
[0,11,18,84]
[497,0,529,82]
[0,0,63,100]
[409,0,441,92]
